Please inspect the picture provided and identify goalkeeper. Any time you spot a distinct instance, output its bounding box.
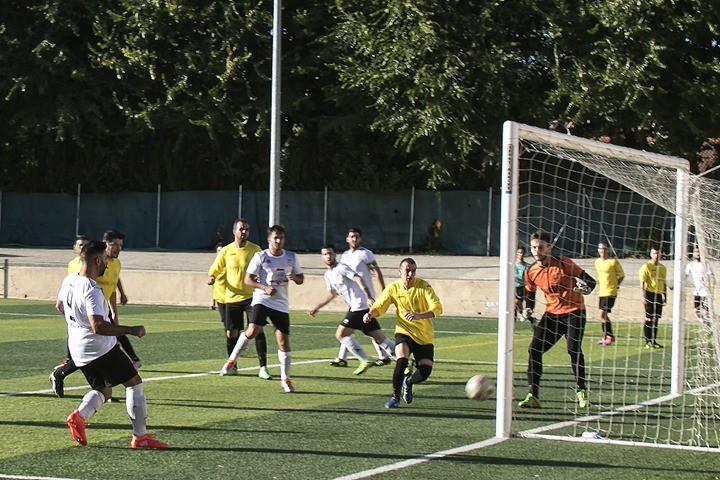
[518,229,597,410]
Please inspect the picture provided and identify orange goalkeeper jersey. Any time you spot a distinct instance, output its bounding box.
[524,256,587,314]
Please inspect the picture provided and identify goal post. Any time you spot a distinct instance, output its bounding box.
[495,121,720,451]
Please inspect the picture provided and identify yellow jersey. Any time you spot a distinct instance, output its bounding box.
[594,257,624,297]
[208,241,261,303]
[67,257,82,274]
[371,278,443,345]
[639,261,667,294]
[96,258,121,300]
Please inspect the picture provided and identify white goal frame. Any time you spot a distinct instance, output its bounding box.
[496,121,692,444]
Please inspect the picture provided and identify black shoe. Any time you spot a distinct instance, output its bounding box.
[49,365,64,398]
[375,358,392,367]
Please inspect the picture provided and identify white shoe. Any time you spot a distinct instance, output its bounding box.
[221,360,237,376]
[281,378,295,393]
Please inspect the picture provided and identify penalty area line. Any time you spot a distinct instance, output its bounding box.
[0,475,81,480]
[332,436,508,480]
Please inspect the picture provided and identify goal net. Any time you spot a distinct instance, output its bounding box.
[496,121,720,451]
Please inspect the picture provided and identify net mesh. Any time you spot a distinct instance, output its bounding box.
[510,133,720,450]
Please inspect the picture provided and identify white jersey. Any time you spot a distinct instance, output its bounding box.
[340,247,378,298]
[324,262,368,312]
[247,249,303,313]
[686,261,714,297]
[57,273,116,367]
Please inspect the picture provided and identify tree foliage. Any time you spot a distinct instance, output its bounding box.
[1,0,719,193]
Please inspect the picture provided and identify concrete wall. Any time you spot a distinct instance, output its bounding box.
[5,266,700,322]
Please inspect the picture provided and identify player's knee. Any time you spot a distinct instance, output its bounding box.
[417,363,433,381]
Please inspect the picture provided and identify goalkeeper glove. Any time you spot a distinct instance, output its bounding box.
[573,278,592,295]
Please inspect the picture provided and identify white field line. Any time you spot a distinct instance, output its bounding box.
[0,359,329,398]
[0,475,81,480]
[332,436,509,480]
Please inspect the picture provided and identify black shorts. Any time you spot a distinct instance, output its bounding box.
[515,286,525,301]
[394,333,434,363]
[340,309,381,335]
[225,299,252,331]
[80,344,137,391]
[694,295,708,310]
[598,296,616,312]
[249,303,289,334]
[644,292,664,319]
[216,302,226,324]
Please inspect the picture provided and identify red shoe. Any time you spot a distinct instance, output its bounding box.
[66,410,87,446]
[130,434,169,449]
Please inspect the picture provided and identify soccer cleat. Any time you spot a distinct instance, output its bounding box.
[644,342,652,350]
[353,360,374,376]
[404,358,416,376]
[653,342,664,349]
[577,389,589,408]
[374,357,392,367]
[329,358,348,367]
[220,359,237,376]
[384,396,400,409]
[402,375,414,404]
[130,434,169,450]
[50,365,64,398]
[132,359,143,369]
[258,366,273,380]
[66,410,87,446]
[597,335,614,346]
[281,378,295,393]
[518,392,541,408]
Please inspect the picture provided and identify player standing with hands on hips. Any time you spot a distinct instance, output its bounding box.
[58,240,167,449]
[363,258,443,409]
[519,229,596,410]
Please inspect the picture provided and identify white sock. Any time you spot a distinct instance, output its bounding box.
[229,332,250,361]
[373,340,387,360]
[336,334,352,361]
[278,350,292,380]
[379,337,396,359]
[126,384,148,437]
[77,390,105,420]
[341,336,370,362]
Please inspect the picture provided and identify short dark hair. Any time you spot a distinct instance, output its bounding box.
[268,224,285,236]
[530,229,551,244]
[347,227,363,236]
[321,244,336,253]
[234,218,250,228]
[80,240,106,263]
[399,257,416,268]
[517,246,526,254]
[102,229,125,242]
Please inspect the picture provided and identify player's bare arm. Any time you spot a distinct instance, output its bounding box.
[307,291,336,317]
[89,314,145,338]
[244,272,276,296]
[288,272,304,285]
[117,278,128,305]
[369,261,386,289]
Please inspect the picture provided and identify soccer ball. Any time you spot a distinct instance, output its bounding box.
[465,374,495,401]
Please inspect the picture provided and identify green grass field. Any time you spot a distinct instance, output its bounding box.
[1,299,718,480]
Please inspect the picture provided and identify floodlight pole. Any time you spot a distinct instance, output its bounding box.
[268,0,282,226]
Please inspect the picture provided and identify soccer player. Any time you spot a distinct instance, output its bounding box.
[640,246,669,348]
[685,246,715,323]
[594,242,625,346]
[307,245,395,376]
[339,227,391,367]
[97,229,142,369]
[209,220,270,379]
[49,235,89,397]
[363,258,443,409]
[514,246,535,323]
[519,229,596,409]
[57,240,167,449]
[221,225,304,393]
